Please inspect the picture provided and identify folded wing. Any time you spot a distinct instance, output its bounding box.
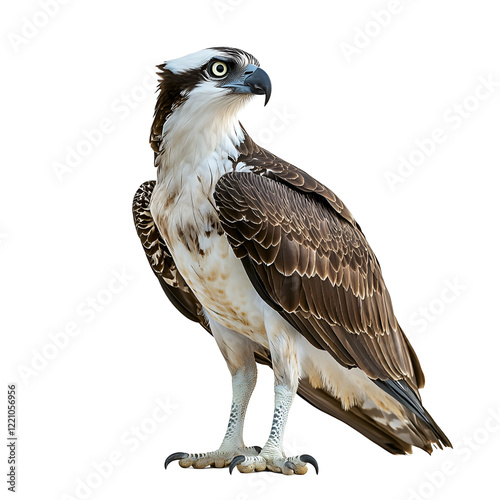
[215,170,423,391]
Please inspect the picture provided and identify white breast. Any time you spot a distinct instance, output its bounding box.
[150,155,268,346]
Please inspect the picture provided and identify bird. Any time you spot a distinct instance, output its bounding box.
[132,47,451,475]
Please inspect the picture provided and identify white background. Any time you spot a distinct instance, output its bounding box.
[2,1,500,499]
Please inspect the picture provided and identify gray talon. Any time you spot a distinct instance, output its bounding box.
[253,446,262,453]
[229,455,246,474]
[284,460,296,472]
[300,454,319,474]
[164,452,189,469]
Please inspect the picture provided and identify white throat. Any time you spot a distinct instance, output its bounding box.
[156,89,249,186]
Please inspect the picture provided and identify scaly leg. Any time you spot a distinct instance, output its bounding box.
[229,312,318,475]
[165,320,261,469]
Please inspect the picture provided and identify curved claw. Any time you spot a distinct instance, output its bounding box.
[229,455,246,475]
[300,454,319,474]
[164,452,189,470]
[253,445,262,454]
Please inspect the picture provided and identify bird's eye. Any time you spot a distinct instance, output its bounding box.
[210,61,228,78]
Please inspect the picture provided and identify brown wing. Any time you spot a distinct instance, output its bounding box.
[235,128,360,228]
[214,168,423,392]
[133,181,210,331]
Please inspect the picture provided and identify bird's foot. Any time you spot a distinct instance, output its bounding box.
[229,452,319,475]
[165,445,262,470]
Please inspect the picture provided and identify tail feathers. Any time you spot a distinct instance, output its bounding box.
[297,379,412,455]
[374,379,452,452]
[254,350,452,454]
[297,378,452,455]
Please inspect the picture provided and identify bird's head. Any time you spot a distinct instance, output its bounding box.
[150,47,271,155]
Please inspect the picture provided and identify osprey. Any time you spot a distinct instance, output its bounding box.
[133,47,451,475]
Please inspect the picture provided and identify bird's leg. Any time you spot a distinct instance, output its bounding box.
[229,315,318,475]
[217,364,258,453]
[165,322,261,469]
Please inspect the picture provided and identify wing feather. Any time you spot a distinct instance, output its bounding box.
[133,181,210,331]
[215,169,424,392]
[214,165,455,452]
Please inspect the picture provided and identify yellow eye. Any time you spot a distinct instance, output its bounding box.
[210,61,228,78]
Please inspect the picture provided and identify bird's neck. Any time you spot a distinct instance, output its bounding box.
[156,98,246,187]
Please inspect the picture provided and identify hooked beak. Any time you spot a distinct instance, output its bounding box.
[222,64,272,106]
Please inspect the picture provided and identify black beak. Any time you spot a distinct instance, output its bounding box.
[222,64,272,106]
